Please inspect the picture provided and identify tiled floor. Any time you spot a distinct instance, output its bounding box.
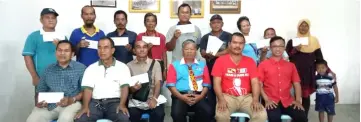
[163,104,360,122]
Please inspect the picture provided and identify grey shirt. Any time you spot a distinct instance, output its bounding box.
[166,24,203,62]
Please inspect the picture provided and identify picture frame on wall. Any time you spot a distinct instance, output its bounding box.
[90,0,117,8]
[129,0,160,13]
[210,0,241,14]
[170,0,204,18]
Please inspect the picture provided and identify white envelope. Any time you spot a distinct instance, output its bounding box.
[176,24,195,33]
[206,36,224,55]
[142,36,160,45]
[38,92,64,103]
[43,32,66,42]
[256,39,270,48]
[86,39,98,50]
[112,37,129,46]
[292,37,309,46]
[129,73,149,86]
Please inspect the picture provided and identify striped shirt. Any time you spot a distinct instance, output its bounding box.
[315,73,335,94]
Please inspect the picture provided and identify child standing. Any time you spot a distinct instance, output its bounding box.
[315,60,339,122]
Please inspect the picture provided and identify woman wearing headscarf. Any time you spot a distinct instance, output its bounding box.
[286,19,334,117]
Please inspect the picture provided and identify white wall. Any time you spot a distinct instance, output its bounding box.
[0,0,359,121]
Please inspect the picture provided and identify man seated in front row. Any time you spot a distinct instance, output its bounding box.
[212,32,267,122]
[75,37,130,122]
[127,40,165,122]
[166,39,212,122]
[27,40,86,122]
[258,36,307,122]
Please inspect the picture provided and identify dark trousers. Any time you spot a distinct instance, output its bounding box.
[75,99,130,122]
[207,89,217,122]
[129,104,165,122]
[302,97,311,117]
[266,102,307,122]
[171,95,212,122]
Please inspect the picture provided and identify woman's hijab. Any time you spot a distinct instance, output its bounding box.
[297,19,321,53]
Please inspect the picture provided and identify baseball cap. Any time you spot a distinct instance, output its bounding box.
[210,14,223,21]
[40,8,59,16]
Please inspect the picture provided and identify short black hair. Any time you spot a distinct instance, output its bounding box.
[315,59,328,67]
[114,10,127,21]
[264,28,276,37]
[236,16,251,31]
[81,5,95,15]
[177,3,192,15]
[56,40,75,52]
[230,32,245,42]
[99,37,115,48]
[269,36,285,46]
[144,12,157,26]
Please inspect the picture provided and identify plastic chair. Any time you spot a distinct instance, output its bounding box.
[50,120,57,122]
[281,114,292,122]
[96,119,112,122]
[230,112,250,122]
[141,113,150,122]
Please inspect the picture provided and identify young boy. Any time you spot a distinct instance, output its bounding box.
[315,60,339,122]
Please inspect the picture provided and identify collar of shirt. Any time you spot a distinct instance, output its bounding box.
[98,58,116,67]
[112,29,131,37]
[56,60,75,69]
[144,30,160,37]
[177,21,192,25]
[209,30,224,37]
[269,57,287,65]
[135,57,152,64]
[80,25,100,37]
[180,58,199,65]
[40,28,56,35]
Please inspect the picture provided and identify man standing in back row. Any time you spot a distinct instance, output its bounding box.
[69,5,105,66]
[166,3,202,62]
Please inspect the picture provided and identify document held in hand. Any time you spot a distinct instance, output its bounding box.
[142,36,160,45]
[176,24,195,33]
[86,39,98,50]
[256,39,270,48]
[43,32,66,42]
[292,37,309,46]
[111,37,129,46]
[38,92,64,103]
[129,73,149,86]
[206,36,224,55]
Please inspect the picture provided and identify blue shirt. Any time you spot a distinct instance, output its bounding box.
[166,59,211,92]
[69,26,105,66]
[242,43,258,63]
[107,30,137,64]
[22,30,58,76]
[37,60,86,110]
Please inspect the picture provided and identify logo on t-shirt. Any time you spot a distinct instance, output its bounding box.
[225,68,249,96]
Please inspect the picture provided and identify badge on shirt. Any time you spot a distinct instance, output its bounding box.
[239,68,247,73]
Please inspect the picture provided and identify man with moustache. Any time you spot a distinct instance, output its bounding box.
[127,41,165,122]
[166,3,202,62]
[107,10,137,64]
[69,5,105,66]
[199,14,232,122]
[212,33,267,122]
[22,8,62,103]
[75,37,131,122]
[26,41,86,122]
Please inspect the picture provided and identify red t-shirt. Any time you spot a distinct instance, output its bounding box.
[212,54,258,96]
[258,58,301,107]
[136,31,166,60]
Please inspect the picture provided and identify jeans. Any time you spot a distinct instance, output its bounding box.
[129,104,165,122]
[75,98,130,122]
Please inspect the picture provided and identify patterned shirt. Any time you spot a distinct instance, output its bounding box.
[37,60,86,110]
[315,73,335,94]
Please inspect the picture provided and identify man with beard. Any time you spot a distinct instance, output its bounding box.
[212,32,267,122]
[107,10,137,64]
[69,5,105,66]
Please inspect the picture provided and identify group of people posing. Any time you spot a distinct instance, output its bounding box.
[23,3,339,122]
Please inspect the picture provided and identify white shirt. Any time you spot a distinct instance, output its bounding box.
[81,60,131,99]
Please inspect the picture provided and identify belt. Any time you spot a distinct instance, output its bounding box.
[93,98,119,102]
[179,91,202,95]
